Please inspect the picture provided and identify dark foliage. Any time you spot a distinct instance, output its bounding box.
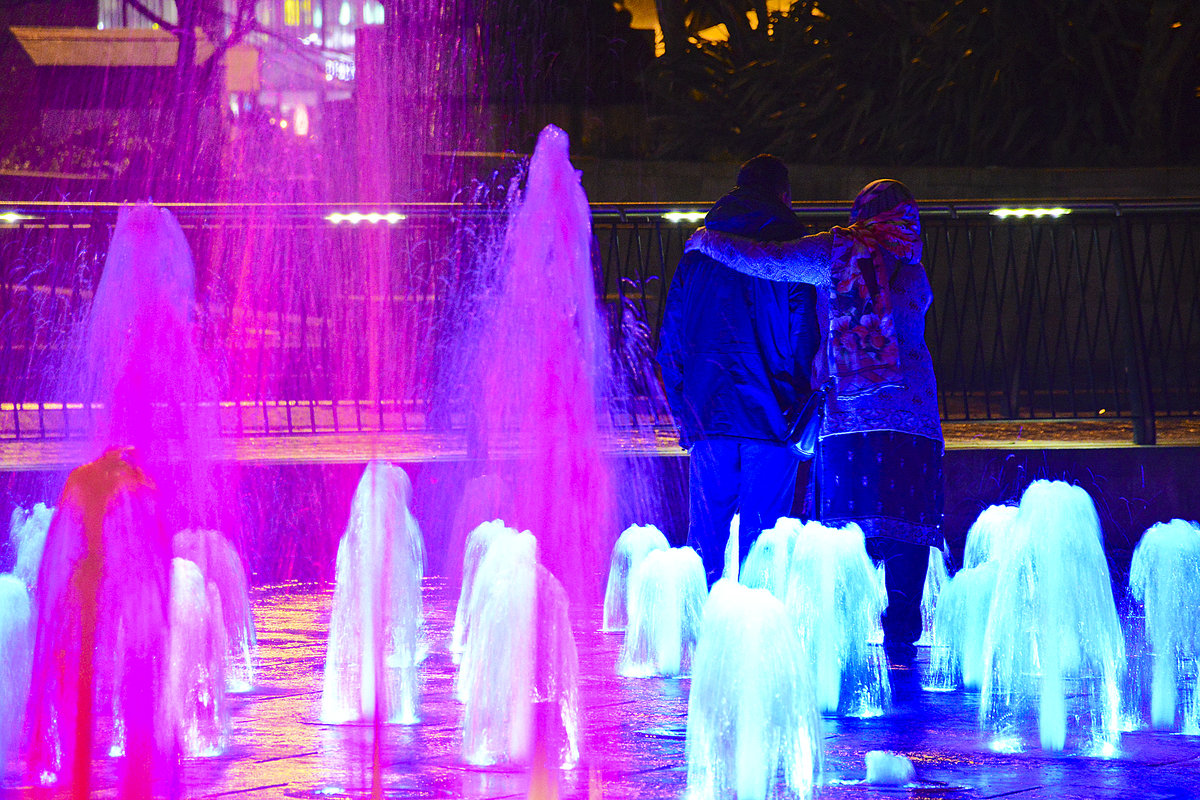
[646,0,1200,166]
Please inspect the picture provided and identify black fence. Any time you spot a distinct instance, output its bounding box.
[2,200,1198,444]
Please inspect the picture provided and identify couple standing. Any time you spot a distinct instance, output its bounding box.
[656,155,944,654]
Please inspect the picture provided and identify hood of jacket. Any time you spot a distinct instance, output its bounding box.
[704,186,802,242]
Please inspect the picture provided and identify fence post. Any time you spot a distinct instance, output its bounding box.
[1112,210,1157,445]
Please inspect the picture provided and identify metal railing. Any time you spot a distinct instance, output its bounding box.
[2,199,1198,445]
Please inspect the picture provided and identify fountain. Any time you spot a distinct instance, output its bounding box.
[926,504,1017,691]
[451,518,514,662]
[785,521,890,716]
[864,750,915,786]
[445,474,512,597]
[173,528,257,691]
[1,504,52,756]
[740,517,802,600]
[602,523,670,631]
[457,530,580,768]
[1128,518,1200,732]
[9,503,54,589]
[473,124,617,604]
[962,503,1018,570]
[321,461,426,724]
[166,557,229,755]
[686,579,823,800]
[980,480,1125,753]
[72,203,223,536]
[617,545,707,678]
[0,16,1188,794]
[25,448,173,796]
[0,572,32,766]
[916,546,949,645]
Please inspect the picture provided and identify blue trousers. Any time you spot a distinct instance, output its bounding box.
[686,439,800,586]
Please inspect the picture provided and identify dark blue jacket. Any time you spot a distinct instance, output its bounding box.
[656,187,820,448]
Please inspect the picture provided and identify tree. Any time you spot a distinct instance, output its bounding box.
[644,0,1200,167]
[121,0,258,197]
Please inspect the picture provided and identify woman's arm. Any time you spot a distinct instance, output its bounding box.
[684,228,833,286]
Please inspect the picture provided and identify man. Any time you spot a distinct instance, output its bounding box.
[656,155,820,586]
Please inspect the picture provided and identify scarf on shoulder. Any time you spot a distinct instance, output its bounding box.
[826,202,922,397]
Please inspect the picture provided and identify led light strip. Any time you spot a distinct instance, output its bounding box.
[990,207,1071,219]
[325,212,407,224]
[661,211,706,224]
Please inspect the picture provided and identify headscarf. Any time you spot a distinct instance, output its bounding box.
[826,179,922,397]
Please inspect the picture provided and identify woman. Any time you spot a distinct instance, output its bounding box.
[685,179,943,656]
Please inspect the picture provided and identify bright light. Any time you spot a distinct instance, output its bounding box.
[293,105,310,137]
[990,207,1072,219]
[325,212,407,225]
[0,212,39,224]
[338,0,351,26]
[988,737,1024,754]
[662,211,706,224]
[325,58,355,82]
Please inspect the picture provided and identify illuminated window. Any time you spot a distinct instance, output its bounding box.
[284,0,313,26]
[339,1,352,26]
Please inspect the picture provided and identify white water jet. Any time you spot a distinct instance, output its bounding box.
[9,503,54,589]
[458,531,580,768]
[724,513,740,581]
[618,546,707,678]
[740,517,802,600]
[926,505,1016,691]
[173,529,256,691]
[864,751,915,785]
[915,546,949,646]
[785,521,889,716]
[686,579,823,800]
[980,481,1125,753]
[963,504,1018,570]
[868,560,886,645]
[1128,519,1200,732]
[602,524,669,631]
[321,461,426,724]
[926,560,1000,691]
[166,558,228,755]
[451,518,513,662]
[0,572,33,764]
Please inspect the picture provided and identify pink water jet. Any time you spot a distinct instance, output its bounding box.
[26,448,172,798]
[477,124,616,603]
[75,202,224,536]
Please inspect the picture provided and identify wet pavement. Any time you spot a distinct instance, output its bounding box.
[5,579,1200,800]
